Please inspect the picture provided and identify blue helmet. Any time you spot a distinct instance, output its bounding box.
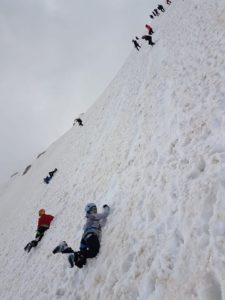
[85,203,97,214]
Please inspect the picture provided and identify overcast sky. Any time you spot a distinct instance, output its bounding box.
[0,0,152,184]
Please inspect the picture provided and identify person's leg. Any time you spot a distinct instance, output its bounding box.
[35,227,47,242]
[24,227,48,252]
[68,234,100,268]
[52,241,73,254]
[81,235,100,258]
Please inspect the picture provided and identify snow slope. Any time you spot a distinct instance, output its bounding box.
[1,0,225,299]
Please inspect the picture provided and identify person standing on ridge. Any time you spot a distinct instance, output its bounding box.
[149,15,154,19]
[24,209,54,253]
[53,203,110,268]
[142,35,155,46]
[145,24,154,35]
[154,9,160,16]
[158,4,165,12]
[166,0,171,5]
[132,39,141,51]
[74,118,83,126]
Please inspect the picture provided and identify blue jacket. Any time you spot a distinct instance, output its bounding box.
[80,205,110,249]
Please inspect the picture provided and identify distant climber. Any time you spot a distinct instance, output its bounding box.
[132,39,141,51]
[154,9,160,16]
[152,11,157,16]
[44,168,58,184]
[145,24,154,35]
[24,209,54,253]
[149,15,154,19]
[166,0,171,4]
[158,4,165,12]
[74,118,83,126]
[142,35,155,46]
[53,203,110,268]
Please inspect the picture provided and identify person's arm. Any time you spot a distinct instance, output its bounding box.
[90,205,110,221]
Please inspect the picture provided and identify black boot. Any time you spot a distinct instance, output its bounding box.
[75,252,87,268]
[24,242,32,253]
[53,241,68,254]
[24,240,38,252]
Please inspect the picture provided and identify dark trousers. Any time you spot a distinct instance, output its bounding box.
[35,227,48,241]
[80,235,100,258]
[24,227,48,251]
[31,227,48,246]
[62,234,100,259]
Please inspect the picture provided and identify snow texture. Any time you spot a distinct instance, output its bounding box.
[1,0,225,299]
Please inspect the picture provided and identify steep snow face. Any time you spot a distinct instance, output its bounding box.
[1,1,225,299]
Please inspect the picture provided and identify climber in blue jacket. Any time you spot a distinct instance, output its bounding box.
[53,203,110,268]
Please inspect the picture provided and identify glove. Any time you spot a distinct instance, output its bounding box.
[103,204,109,209]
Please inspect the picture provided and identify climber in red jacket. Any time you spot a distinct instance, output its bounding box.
[38,209,54,229]
[24,209,54,253]
[145,24,154,35]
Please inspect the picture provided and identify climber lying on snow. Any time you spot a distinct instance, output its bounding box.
[24,209,54,253]
[53,203,110,268]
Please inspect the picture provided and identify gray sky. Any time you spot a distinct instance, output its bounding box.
[0,0,151,184]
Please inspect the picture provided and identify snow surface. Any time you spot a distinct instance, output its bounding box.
[1,0,225,299]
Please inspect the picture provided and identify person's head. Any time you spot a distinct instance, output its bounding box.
[85,203,97,215]
[39,208,45,217]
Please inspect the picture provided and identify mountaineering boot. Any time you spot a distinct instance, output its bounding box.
[24,242,32,253]
[67,252,86,268]
[24,240,38,252]
[52,241,68,254]
[74,251,87,269]
[68,253,75,268]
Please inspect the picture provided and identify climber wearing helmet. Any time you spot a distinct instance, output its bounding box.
[53,203,110,269]
[24,209,54,253]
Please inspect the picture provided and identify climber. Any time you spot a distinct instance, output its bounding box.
[132,39,141,51]
[145,24,154,35]
[73,118,83,126]
[142,35,155,46]
[154,9,160,16]
[24,209,54,253]
[158,4,165,12]
[53,203,110,268]
[44,168,58,184]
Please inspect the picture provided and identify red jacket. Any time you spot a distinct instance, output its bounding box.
[145,24,152,30]
[38,214,54,228]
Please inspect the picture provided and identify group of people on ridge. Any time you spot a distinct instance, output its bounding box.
[132,1,172,51]
[24,203,110,269]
